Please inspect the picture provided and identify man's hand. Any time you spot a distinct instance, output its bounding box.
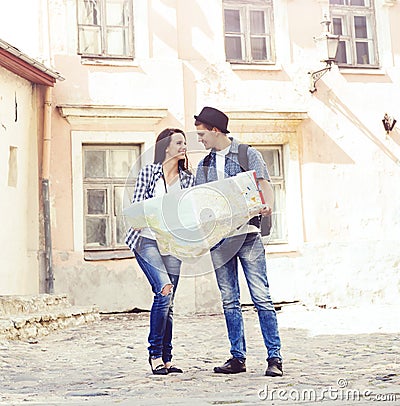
[260,205,272,217]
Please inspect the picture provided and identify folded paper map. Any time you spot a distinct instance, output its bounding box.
[123,170,265,261]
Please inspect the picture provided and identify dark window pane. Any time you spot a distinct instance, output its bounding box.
[336,41,347,63]
[105,0,128,26]
[332,18,343,36]
[106,27,128,56]
[225,36,242,60]
[260,149,280,177]
[84,150,107,178]
[114,186,124,215]
[116,215,127,244]
[251,38,267,60]
[354,16,367,38]
[86,217,108,247]
[78,26,102,54]
[87,189,107,214]
[110,149,139,178]
[269,183,287,240]
[356,42,369,64]
[350,0,365,6]
[224,9,241,33]
[329,0,344,4]
[250,10,265,35]
[78,0,101,25]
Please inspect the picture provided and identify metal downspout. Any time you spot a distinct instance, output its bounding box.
[42,86,54,293]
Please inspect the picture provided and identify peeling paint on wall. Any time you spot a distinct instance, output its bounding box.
[8,145,17,187]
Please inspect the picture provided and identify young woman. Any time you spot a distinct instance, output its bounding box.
[125,128,195,375]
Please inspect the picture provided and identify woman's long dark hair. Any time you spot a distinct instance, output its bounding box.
[153,128,189,171]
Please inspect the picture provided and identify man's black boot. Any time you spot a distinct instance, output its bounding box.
[265,357,283,377]
[214,358,246,374]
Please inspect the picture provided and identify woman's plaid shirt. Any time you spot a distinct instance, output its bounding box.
[125,162,195,252]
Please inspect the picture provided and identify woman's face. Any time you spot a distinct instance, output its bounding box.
[165,132,187,161]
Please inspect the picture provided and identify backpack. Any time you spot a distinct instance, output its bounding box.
[202,144,272,236]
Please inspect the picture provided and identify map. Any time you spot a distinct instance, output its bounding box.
[123,171,265,262]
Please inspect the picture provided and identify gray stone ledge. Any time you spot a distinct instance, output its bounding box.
[0,295,100,341]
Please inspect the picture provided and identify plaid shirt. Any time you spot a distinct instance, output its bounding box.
[195,137,270,184]
[125,162,195,252]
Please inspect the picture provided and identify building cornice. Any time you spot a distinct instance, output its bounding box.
[57,105,168,126]
[383,0,397,6]
[226,110,308,133]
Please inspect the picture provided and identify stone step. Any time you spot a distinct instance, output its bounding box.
[0,294,71,316]
[0,294,100,341]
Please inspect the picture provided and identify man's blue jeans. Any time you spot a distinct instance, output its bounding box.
[134,237,181,363]
[210,232,282,361]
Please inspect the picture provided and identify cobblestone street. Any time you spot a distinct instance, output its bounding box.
[0,305,399,405]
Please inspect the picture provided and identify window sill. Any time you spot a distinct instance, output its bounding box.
[339,67,385,75]
[80,58,139,67]
[230,63,282,71]
[84,249,134,261]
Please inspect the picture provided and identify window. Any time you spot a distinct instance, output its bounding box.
[256,145,287,242]
[77,0,134,58]
[83,145,140,253]
[223,0,275,64]
[330,0,378,67]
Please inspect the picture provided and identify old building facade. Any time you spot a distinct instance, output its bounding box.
[1,0,399,313]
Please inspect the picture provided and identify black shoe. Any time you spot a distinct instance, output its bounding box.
[214,358,246,374]
[265,357,283,377]
[167,365,183,373]
[148,356,168,375]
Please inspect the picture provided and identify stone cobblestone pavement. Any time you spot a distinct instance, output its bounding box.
[0,304,399,405]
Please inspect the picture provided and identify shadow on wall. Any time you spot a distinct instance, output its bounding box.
[301,119,355,165]
[154,0,213,60]
[389,128,400,147]
[325,90,400,167]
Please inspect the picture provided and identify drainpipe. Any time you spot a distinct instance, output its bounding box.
[42,86,54,293]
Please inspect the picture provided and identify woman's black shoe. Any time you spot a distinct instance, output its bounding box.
[148,357,168,375]
[167,365,183,373]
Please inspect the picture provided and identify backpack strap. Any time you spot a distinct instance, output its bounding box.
[238,144,249,172]
[203,144,249,180]
[202,153,212,181]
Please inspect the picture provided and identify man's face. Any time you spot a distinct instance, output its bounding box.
[196,124,216,150]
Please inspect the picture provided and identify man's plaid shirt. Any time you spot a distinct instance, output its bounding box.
[125,162,195,252]
[195,137,270,184]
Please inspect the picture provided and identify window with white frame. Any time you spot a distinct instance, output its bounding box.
[255,145,287,242]
[83,145,140,254]
[77,0,134,58]
[329,0,378,67]
[223,0,275,64]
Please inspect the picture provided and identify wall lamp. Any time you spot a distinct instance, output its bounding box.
[309,17,340,93]
[382,113,397,134]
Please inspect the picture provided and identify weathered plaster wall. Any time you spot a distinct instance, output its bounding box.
[0,66,40,294]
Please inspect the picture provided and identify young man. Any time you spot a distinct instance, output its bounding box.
[194,106,283,377]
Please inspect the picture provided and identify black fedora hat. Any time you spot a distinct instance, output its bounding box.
[194,107,230,134]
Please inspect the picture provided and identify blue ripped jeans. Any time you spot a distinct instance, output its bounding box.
[133,237,181,363]
[210,233,282,361]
